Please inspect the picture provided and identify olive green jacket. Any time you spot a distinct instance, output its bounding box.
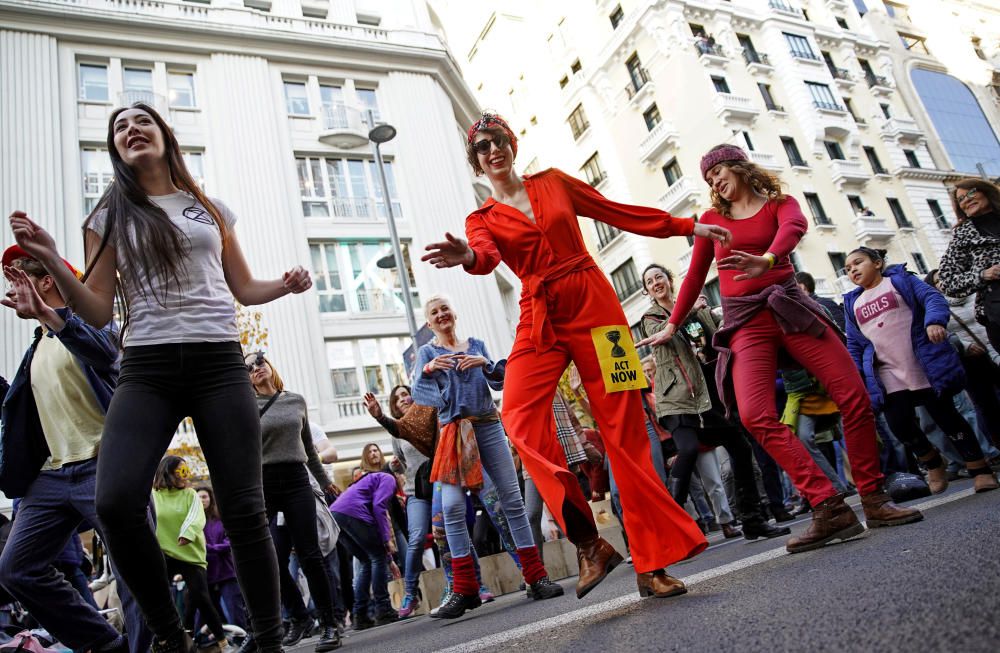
[640,303,718,418]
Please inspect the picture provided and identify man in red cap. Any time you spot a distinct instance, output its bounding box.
[0,246,151,653]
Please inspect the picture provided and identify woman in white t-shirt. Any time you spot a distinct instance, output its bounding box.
[842,247,998,495]
[8,103,309,653]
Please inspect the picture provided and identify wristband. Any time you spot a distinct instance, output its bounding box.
[423,363,433,375]
[763,252,777,269]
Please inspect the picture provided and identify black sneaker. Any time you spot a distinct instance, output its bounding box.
[314,624,341,652]
[528,577,564,600]
[352,615,374,631]
[235,634,257,653]
[432,592,481,619]
[281,619,311,647]
[373,611,399,627]
[151,630,195,653]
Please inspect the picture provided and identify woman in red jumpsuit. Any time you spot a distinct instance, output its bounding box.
[423,113,728,598]
[638,144,923,553]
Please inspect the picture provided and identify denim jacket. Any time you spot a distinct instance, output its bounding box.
[0,308,119,497]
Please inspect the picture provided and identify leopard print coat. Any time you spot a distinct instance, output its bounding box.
[937,215,1000,324]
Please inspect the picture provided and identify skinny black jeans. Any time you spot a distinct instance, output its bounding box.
[95,342,281,648]
[164,556,224,640]
[961,353,1000,449]
[264,463,333,622]
[882,388,985,464]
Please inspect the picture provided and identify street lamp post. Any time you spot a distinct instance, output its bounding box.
[368,110,420,346]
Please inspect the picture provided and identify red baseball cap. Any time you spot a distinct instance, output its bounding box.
[2,245,82,279]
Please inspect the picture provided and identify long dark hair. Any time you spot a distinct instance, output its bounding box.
[83,103,228,332]
[950,178,1000,224]
[196,485,221,521]
[388,384,412,419]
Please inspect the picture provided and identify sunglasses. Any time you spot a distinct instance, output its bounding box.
[471,135,508,155]
[246,353,266,373]
[956,188,979,203]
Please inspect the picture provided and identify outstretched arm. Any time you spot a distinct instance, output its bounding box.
[222,231,312,305]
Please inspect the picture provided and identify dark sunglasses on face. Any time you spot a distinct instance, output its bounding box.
[957,188,979,203]
[246,353,266,373]
[472,135,507,155]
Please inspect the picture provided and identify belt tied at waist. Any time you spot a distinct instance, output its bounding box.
[525,252,599,352]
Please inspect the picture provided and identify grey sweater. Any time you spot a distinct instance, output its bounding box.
[257,391,331,488]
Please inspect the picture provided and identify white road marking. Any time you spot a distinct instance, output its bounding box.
[435,488,976,653]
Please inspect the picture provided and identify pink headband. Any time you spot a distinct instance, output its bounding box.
[700,145,749,181]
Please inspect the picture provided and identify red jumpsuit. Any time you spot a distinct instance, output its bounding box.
[464,168,707,573]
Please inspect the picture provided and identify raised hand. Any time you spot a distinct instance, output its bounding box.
[693,222,732,247]
[282,265,312,294]
[2,266,49,320]
[718,249,771,281]
[636,322,677,348]
[421,232,474,268]
[9,211,58,261]
[363,392,384,419]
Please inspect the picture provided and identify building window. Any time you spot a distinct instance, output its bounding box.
[319,85,346,128]
[880,103,892,119]
[609,5,624,29]
[911,68,1000,176]
[643,104,661,131]
[836,16,849,29]
[356,88,381,127]
[784,33,818,60]
[122,67,154,104]
[886,198,912,228]
[844,98,863,123]
[899,33,929,55]
[828,251,847,277]
[327,341,358,397]
[284,81,310,115]
[738,34,765,65]
[559,76,569,89]
[581,153,606,187]
[309,240,419,316]
[847,195,865,214]
[662,158,683,186]
[611,259,642,301]
[742,132,755,151]
[167,71,196,108]
[182,151,205,190]
[824,141,845,160]
[806,82,843,111]
[296,156,400,219]
[78,63,109,102]
[711,76,731,94]
[689,23,706,38]
[972,37,986,61]
[758,83,781,111]
[567,104,589,140]
[927,199,949,229]
[81,147,113,214]
[595,221,622,249]
[625,53,649,97]
[903,149,921,168]
[864,146,887,174]
[911,252,929,275]
[781,136,807,167]
[803,192,832,225]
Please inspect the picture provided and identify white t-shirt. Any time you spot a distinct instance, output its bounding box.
[88,192,238,346]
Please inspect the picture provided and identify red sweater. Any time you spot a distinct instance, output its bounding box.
[670,196,808,326]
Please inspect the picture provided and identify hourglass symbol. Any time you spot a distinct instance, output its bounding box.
[606,330,627,358]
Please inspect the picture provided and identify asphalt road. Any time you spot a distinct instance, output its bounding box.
[293,480,1000,653]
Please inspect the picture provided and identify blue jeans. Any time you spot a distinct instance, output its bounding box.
[609,419,666,519]
[0,459,151,653]
[796,415,849,494]
[332,512,391,617]
[440,420,534,559]
[403,498,431,596]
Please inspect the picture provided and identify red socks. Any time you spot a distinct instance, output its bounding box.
[451,555,479,597]
[517,545,548,585]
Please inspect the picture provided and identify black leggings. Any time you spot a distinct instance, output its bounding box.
[264,463,333,622]
[882,388,985,465]
[961,353,1000,449]
[664,420,763,519]
[95,343,281,648]
[165,557,224,640]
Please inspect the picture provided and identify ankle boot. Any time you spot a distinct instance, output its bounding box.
[575,536,624,599]
[315,612,342,652]
[967,460,1000,492]
[721,522,743,539]
[785,493,865,554]
[860,489,923,527]
[636,570,686,598]
[918,451,948,494]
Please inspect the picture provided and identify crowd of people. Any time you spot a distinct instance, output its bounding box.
[0,104,998,653]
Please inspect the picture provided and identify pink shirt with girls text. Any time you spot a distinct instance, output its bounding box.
[854,276,931,394]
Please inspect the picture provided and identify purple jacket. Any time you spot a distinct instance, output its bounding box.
[204,518,236,584]
[331,471,396,543]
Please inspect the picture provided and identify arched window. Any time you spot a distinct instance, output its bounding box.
[911,68,1000,175]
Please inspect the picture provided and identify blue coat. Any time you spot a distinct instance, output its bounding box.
[843,264,965,412]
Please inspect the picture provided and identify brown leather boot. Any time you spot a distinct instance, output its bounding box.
[860,490,923,527]
[785,494,865,554]
[968,460,1000,492]
[918,452,948,494]
[636,570,687,598]
[721,522,743,539]
[575,536,624,599]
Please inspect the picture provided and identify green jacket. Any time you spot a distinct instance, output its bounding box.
[152,487,207,568]
[640,303,718,418]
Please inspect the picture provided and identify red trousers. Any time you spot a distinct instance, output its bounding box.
[728,310,884,504]
[502,270,707,573]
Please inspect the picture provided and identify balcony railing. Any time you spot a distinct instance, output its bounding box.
[587,171,609,187]
[865,73,891,89]
[324,197,403,220]
[119,90,167,111]
[695,42,726,58]
[749,150,783,171]
[657,175,699,214]
[829,159,871,186]
[765,102,786,112]
[615,280,643,302]
[881,116,923,141]
[354,288,409,314]
[813,100,846,112]
[625,67,651,99]
[638,120,680,166]
[714,93,761,122]
[790,49,821,62]
[829,67,853,81]
[322,102,349,129]
[853,214,896,245]
[596,222,623,249]
[677,248,694,277]
[769,0,804,15]
[743,50,771,66]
